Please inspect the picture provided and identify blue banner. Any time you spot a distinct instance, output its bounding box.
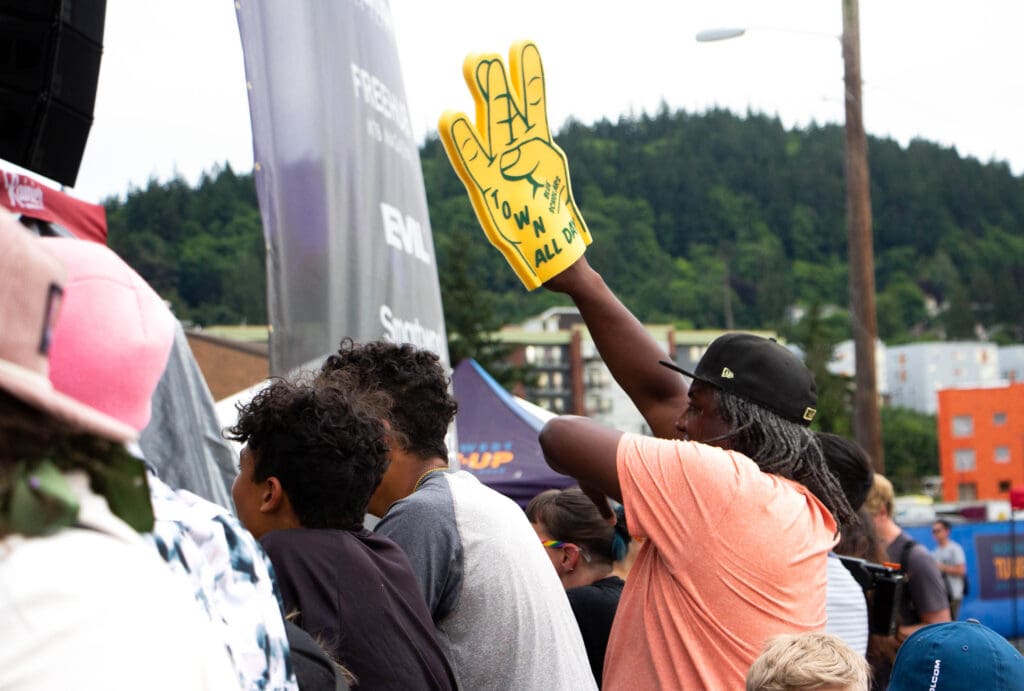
[906,521,1024,639]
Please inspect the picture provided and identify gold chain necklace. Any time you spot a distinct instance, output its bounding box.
[413,466,448,492]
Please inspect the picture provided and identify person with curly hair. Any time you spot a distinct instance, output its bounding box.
[228,374,455,691]
[527,488,626,687]
[318,340,596,691]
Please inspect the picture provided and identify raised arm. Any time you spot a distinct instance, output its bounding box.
[438,41,688,438]
[539,415,625,503]
[545,258,688,438]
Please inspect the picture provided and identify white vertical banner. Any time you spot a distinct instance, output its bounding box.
[235,0,448,373]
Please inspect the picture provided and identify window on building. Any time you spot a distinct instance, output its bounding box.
[995,446,1011,463]
[525,345,537,365]
[551,371,563,389]
[537,372,549,388]
[999,480,1011,493]
[952,415,973,437]
[552,397,565,413]
[994,412,1007,426]
[585,368,608,387]
[957,483,977,501]
[549,347,562,365]
[954,449,976,472]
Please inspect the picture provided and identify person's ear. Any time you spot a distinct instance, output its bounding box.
[259,477,287,514]
[562,545,581,574]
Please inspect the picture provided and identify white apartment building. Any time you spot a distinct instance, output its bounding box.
[886,342,1001,414]
[1000,345,1024,382]
[827,338,889,396]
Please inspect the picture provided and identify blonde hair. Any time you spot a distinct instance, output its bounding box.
[746,632,871,691]
[862,473,895,518]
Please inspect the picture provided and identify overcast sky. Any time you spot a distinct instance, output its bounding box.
[54,0,1024,204]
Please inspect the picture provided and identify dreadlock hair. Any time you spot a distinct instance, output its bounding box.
[713,389,856,532]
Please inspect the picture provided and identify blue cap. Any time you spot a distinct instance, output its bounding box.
[889,620,1024,691]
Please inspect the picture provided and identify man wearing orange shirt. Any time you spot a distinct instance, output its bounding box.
[434,40,854,686]
[537,258,855,689]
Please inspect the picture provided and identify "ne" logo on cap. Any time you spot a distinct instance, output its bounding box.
[720,367,734,379]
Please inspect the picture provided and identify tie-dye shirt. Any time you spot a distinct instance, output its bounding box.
[146,473,297,691]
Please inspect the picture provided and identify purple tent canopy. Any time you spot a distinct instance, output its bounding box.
[452,359,576,508]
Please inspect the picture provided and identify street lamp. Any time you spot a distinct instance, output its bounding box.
[696,0,885,473]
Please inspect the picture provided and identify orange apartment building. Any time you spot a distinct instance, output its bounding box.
[937,382,1024,502]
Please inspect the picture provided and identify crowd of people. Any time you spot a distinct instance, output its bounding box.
[3,207,1023,691]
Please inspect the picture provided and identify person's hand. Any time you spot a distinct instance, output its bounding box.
[439,41,591,290]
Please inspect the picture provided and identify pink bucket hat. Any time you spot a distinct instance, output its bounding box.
[0,211,136,442]
[41,236,176,433]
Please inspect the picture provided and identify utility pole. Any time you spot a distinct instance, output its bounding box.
[841,0,885,472]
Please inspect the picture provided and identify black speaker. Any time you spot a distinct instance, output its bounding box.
[0,0,106,187]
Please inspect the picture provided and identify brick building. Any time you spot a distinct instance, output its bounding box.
[185,329,269,401]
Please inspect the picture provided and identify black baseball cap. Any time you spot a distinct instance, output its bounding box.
[659,333,817,426]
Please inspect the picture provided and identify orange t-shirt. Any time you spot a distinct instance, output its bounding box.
[603,433,838,690]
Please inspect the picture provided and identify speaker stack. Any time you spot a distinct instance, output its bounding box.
[0,0,107,187]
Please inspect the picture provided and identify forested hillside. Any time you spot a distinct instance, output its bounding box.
[105,165,265,326]
[105,107,1024,348]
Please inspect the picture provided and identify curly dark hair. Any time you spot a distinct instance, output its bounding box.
[318,339,457,461]
[226,375,390,530]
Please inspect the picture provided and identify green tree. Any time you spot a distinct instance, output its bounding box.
[880,407,938,493]
[875,275,928,342]
[432,199,532,387]
[100,109,1024,344]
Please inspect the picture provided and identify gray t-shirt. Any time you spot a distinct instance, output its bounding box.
[933,541,966,600]
[888,532,949,623]
[376,470,596,691]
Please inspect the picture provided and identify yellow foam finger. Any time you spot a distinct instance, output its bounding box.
[440,42,591,290]
[510,40,550,143]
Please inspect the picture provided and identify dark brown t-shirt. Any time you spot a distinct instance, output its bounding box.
[261,527,455,691]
